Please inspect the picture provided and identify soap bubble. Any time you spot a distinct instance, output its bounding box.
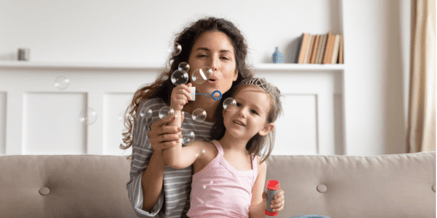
[171,70,189,86]
[173,42,182,56]
[181,129,195,145]
[79,108,97,125]
[158,106,175,119]
[191,67,213,84]
[118,111,126,122]
[54,76,70,90]
[178,62,190,72]
[192,108,207,121]
[223,97,237,110]
[139,107,153,119]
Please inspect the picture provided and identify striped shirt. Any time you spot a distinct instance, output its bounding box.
[126,98,214,218]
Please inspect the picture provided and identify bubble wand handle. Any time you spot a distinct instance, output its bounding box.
[189,87,222,101]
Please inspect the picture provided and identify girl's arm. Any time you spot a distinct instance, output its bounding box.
[162,83,192,168]
[249,158,267,218]
[163,140,207,169]
[249,158,285,218]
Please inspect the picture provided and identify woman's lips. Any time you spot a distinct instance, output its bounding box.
[207,76,218,85]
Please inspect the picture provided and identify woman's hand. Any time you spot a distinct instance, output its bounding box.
[262,188,285,213]
[170,83,192,111]
[148,112,185,154]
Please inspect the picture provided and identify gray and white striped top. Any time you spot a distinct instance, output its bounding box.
[126,98,214,218]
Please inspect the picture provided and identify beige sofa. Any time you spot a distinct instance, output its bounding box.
[0,151,435,218]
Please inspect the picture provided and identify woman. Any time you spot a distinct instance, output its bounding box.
[122,17,253,217]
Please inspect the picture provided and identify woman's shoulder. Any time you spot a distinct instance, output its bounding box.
[139,98,166,108]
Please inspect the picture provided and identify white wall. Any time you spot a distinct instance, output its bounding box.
[0,0,413,155]
[342,0,411,155]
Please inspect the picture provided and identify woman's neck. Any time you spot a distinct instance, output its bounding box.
[183,97,219,122]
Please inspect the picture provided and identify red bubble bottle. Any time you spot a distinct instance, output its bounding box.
[265,180,280,216]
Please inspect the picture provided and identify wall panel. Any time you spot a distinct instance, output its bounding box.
[23,92,86,154]
[0,92,6,155]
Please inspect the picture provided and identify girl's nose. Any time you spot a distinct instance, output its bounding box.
[238,107,247,118]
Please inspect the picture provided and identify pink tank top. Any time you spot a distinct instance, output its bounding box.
[187,140,258,218]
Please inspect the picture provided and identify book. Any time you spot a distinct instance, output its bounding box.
[322,31,333,64]
[316,34,326,64]
[297,33,310,64]
[303,34,313,64]
[325,31,336,64]
[339,35,344,63]
[288,35,303,63]
[310,35,320,64]
[331,34,341,64]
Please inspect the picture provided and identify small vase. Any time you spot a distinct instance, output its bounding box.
[272,47,284,63]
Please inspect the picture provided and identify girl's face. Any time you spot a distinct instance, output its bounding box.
[188,31,238,96]
[222,85,275,141]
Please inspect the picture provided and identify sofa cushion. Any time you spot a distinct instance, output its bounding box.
[265,151,436,218]
[0,155,136,218]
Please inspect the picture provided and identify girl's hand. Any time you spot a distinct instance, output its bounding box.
[170,83,192,111]
[148,112,185,154]
[262,189,285,213]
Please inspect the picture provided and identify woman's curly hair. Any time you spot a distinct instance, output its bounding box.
[120,17,253,154]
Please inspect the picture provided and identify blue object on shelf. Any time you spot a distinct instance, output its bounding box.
[272,47,284,63]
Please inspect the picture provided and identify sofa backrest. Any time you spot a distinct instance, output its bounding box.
[265,151,436,218]
[0,155,136,218]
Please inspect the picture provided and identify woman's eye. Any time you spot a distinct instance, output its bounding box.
[221,56,230,60]
[236,102,241,107]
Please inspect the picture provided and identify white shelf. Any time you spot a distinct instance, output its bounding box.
[0,61,164,70]
[254,63,345,71]
[0,61,345,71]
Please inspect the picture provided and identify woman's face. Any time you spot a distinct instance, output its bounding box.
[187,31,238,97]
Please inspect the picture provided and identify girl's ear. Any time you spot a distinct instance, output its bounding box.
[258,123,275,136]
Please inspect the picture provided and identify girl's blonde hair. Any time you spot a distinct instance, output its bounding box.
[210,77,283,164]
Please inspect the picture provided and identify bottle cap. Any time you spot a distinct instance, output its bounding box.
[267,180,279,190]
[265,209,278,216]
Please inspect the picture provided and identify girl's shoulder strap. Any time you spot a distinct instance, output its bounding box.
[210,140,223,155]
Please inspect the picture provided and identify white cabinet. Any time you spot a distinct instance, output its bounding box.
[0,62,345,156]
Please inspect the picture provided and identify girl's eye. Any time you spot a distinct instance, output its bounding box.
[197,54,207,58]
[236,102,242,107]
[221,56,230,60]
[250,109,258,115]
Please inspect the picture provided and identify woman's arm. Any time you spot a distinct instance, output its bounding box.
[141,115,183,211]
[126,99,182,217]
[141,150,165,211]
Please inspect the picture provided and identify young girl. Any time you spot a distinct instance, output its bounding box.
[163,77,285,217]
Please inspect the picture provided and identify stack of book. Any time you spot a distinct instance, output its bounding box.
[297,31,344,64]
